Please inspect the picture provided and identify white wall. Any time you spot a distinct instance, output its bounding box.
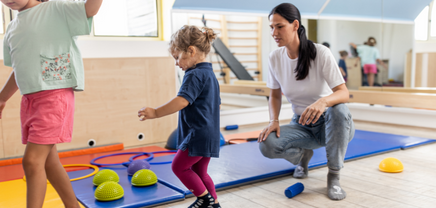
[317,19,414,81]
[76,38,170,58]
[415,40,436,52]
[261,16,276,82]
[382,23,414,81]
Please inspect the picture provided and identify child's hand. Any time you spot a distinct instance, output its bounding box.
[138,107,157,121]
[0,100,5,119]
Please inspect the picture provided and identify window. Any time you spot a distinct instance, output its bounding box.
[431,2,436,36]
[0,6,4,34]
[93,0,159,37]
[415,6,429,40]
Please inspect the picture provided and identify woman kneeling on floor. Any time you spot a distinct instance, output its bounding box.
[258,3,355,201]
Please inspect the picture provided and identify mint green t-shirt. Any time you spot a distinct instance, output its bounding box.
[357,45,380,67]
[3,1,92,95]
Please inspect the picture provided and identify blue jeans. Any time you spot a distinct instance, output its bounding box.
[259,104,355,170]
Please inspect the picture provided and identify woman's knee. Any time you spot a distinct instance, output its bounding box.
[259,136,283,158]
[326,103,351,122]
[259,142,272,158]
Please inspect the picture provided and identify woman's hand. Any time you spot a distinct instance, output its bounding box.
[299,98,328,125]
[138,107,157,121]
[258,121,280,142]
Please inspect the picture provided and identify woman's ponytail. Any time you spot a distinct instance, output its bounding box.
[295,25,317,80]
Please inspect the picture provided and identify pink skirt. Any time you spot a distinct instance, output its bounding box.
[363,64,377,74]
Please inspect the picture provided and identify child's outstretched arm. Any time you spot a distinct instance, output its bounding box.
[85,0,103,18]
[377,59,388,69]
[0,71,18,119]
[138,96,189,121]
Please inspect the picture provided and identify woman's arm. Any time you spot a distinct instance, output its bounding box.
[350,43,357,49]
[321,83,349,107]
[299,83,349,125]
[85,0,103,18]
[258,88,282,142]
[138,96,189,121]
[0,71,19,119]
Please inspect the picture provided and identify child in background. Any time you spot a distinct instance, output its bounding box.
[0,0,102,207]
[338,50,348,82]
[350,37,387,86]
[138,25,221,208]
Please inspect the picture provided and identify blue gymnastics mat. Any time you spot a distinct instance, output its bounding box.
[149,130,435,196]
[68,167,184,208]
[352,130,436,149]
[150,142,300,196]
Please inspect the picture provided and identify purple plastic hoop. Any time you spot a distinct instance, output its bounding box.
[90,152,154,167]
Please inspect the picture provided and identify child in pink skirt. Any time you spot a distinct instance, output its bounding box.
[0,0,102,207]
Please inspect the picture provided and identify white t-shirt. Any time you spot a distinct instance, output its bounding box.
[267,44,345,115]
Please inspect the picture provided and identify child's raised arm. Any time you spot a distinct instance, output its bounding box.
[85,0,103,18]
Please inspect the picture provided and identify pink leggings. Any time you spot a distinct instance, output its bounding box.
[171,149,217,199]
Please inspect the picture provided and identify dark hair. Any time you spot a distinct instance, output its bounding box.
[37,0,49,2]
[367,37,376,46]
[269,3,317,80]
[339,50,348,57]
[322,42,330,48]
[169,25,217,55]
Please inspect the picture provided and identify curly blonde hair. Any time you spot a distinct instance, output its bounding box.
[169,25,217,55]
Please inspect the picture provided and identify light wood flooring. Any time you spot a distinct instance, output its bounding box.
[153,120,436,208]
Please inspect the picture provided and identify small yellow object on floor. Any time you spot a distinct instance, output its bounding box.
[379,157,404,173]
[0,179,85,208]
[131,169,158,186]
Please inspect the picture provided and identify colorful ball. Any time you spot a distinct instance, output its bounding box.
[131,169,158,186]
[94,181,124,201]
[92,169,120,186]
[127,160,151,175]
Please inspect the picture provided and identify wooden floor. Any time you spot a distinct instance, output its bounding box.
[154,121,436,208]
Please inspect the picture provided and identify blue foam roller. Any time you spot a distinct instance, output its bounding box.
[284,182,304,198]
[225,125,238,130]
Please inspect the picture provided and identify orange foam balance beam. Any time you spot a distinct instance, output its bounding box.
[0,143,124,167]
